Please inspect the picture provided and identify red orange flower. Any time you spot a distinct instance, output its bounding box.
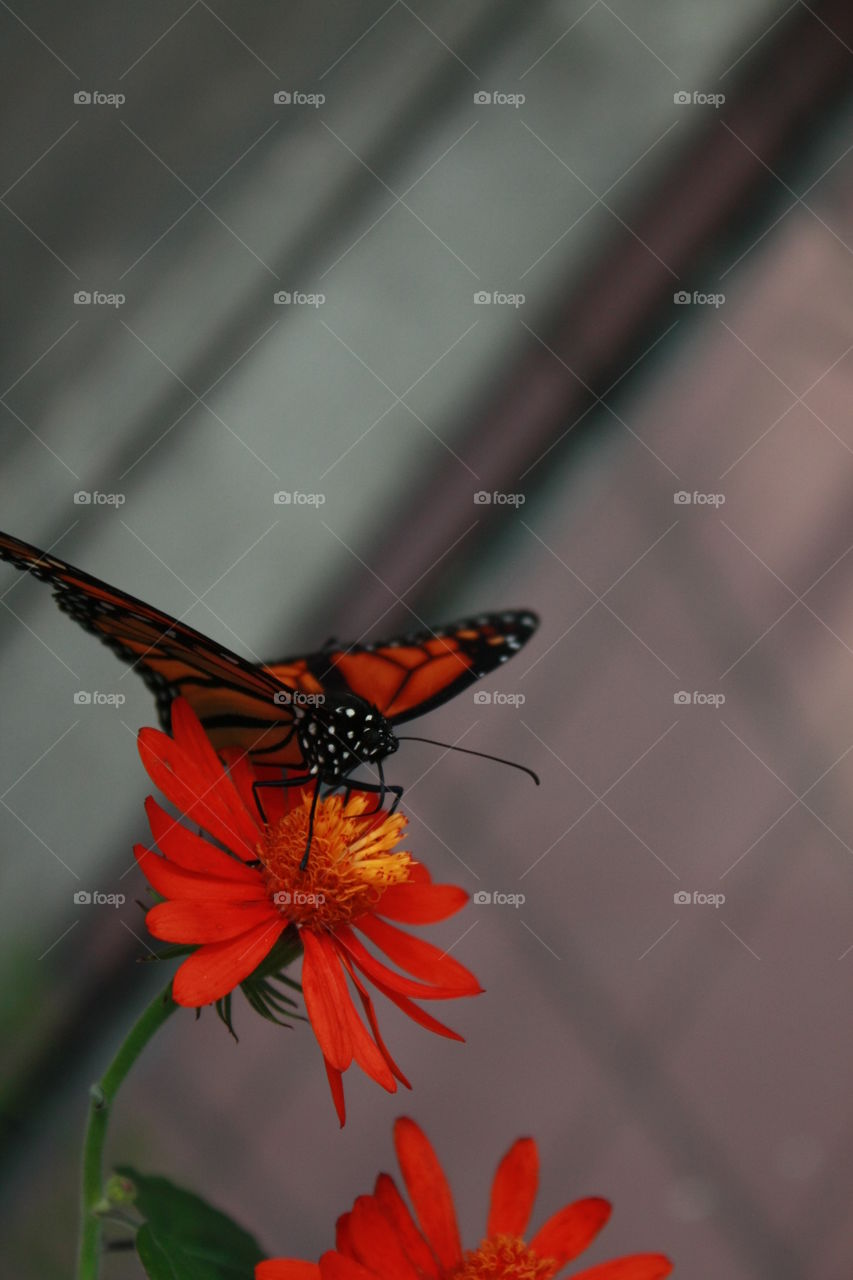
[134,700,481,1124]
[256,1117,673,1280]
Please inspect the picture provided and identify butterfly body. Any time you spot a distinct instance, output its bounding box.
[0,530,538,789]
[291,691,398,782]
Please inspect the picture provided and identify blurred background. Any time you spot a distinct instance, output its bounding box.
[2,1,853,1276]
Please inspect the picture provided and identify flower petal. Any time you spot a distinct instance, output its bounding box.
[354,917,480,993]
[134,845,267,903]
[348,1195,419,1280]
[356,990,410,1089]
[221,746,263,817]
[335,926,479,1001]
[255,1263,321,1280]
[139,727,259,860]
[147,898,278,943]
[354,970,464,1041]
[324,1059,347,1128]
[171,698,273,847]
[333,971,396,1091]
[335,1212,354,1257]
[172,917,286,1005]
[376,882,468,924]
[393,1117,461,1272]
[571,1257,673,1280]
[318,1253,375,1280]
[301,930,354,1072]
[337,951,411,1089]
[373,1174,440,1280]
[487,1137,539,1238]
[145,797,260,881]
[530,1198,611,1268]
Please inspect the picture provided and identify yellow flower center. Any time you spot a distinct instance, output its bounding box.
[450,1237,554,1280]
[259,791,412,927]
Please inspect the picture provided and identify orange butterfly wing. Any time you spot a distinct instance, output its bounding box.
[0,531,303,767]
[2,531,538,762]
[265,612,539,723]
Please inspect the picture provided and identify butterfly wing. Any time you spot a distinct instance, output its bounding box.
[0,530,305,766]
[265,611,539,724]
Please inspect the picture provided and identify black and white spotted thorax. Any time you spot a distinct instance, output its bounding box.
[293,693,398,781]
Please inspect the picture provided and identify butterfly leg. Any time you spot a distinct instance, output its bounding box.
[252,771,314,825]
[299,781,322,873]
[357,780,403,815]
[345,773,404,817]
[376,758,403,815]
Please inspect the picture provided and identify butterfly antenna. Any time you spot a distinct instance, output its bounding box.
[396,736,540,786]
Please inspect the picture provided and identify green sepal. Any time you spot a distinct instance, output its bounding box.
[214,927,305,1039]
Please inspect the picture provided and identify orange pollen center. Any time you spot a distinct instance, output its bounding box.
[259,792,412,927]
[450,1236,554,1280]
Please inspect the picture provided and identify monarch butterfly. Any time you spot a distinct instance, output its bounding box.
[0,531,538,858]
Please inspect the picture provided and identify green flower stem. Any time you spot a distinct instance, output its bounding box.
[77,982,177,1279]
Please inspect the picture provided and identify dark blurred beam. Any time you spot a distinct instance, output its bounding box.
[2,0,534,566]
[0,0,557,1175]
[318,0,853,633]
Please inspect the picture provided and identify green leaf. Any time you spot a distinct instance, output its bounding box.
[115,1167,264,1280]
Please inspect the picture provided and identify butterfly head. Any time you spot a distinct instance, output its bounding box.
[358,707,398,763]
[294,694,397,781]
